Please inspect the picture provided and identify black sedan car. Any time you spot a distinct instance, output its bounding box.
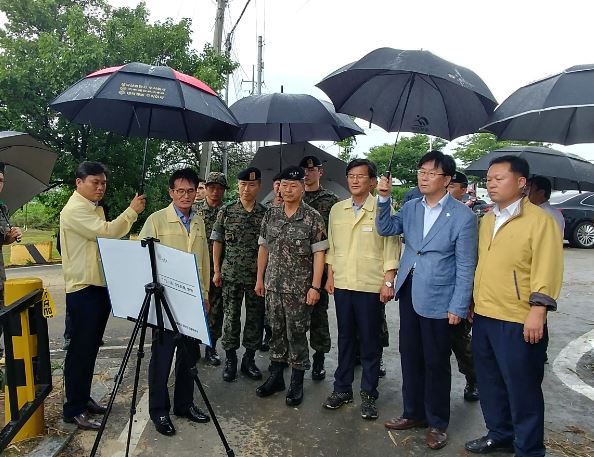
[550,191,594,249]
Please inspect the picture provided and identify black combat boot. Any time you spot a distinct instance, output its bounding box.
[311,351,326,381]
[241,349,262,380]
[256,362,286,397]
[285,368,305,406]
[222,350,237,382]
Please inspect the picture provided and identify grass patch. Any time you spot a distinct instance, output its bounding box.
[2,229,60,266]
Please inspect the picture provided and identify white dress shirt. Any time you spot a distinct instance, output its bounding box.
[420,192,449,238]
[492,198,522,238]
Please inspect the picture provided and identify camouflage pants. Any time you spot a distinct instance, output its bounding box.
[309,289,330,353]
[221,281,264,352]
[266,290,312,371]
[451,319,476,384]
[207,281,224,343]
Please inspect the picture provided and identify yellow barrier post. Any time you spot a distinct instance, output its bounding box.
[3,278,45,443]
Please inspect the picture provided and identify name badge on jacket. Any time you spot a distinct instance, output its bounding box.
[362,225,373,232]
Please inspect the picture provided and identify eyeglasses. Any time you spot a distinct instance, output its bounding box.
[417,170,446,179]
[172,188,197,196]
[347,174,370,180]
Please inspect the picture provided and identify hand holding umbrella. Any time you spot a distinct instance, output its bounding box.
[376,174,392,199]
[128,192,147,214]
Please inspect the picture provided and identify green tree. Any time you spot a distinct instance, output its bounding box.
[453,133,548,167]
[335,136,357,163]
[366,134,447,185]
[0,0,237,226]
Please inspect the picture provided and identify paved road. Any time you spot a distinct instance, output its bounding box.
[7,248,594,456]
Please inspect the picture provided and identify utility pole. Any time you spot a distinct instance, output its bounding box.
[199,0,227,178]
[256,35,263,95]
[255,35,264,152]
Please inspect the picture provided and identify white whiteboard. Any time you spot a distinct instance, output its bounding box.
[97,238,210,345]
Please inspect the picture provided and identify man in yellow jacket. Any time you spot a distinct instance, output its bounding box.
[323,159,400,421]
[465,156,563,457]
[61,161,145,430]
[139,168,211,437]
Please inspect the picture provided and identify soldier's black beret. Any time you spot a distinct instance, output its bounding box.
[237,166,261,181]
[272,172,282,182]
[279,166,304,181]
[451,171,468,185]
[298,155,323,168]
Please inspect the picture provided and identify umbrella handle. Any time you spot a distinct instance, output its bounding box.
[138,137,149,195]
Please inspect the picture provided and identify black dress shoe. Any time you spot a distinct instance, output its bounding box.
[465,436,514,454]
[153,416,176,436]
[87,398,107,414]
[63,412,101,431]
[174,404,210,423]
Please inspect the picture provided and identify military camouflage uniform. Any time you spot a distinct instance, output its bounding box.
[193,200,224,342]
[211,200,267,352]
[302,187,338,354]
[259,203,329,370]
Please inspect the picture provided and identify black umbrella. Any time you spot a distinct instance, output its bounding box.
[465,146,594,191]
[481,65,594,145]
[317,48,497,138]
[230,92,364,143]
[249,142,350,202]
[0,131,58,211]
[316,48,497,172]
[50,62,239,190]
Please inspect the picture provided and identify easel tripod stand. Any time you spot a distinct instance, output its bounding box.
[90,237,235,456]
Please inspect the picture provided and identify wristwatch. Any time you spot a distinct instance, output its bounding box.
[384,281,393,287]
[310,285,322,293]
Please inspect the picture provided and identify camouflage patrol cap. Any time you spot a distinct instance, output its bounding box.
[205,172,228,188]
[237,166,261,181]
[298,155,323,169]
[279,166,305,181]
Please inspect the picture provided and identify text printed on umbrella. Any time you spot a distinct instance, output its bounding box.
[118,82,166,100]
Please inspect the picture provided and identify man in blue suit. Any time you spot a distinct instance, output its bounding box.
[376,150,477,450]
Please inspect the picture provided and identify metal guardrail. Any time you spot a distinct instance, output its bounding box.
[0,288,52,451]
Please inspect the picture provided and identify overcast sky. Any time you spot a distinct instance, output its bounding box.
[107,0,594,161]
[6,1,594,161]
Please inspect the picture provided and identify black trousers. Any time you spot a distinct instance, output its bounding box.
[148,329,201,420]
[451,319,477,384]
[473,314,547,457]
[399,274,452,430]
[63,286,111,418]
[333,288,383,398]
